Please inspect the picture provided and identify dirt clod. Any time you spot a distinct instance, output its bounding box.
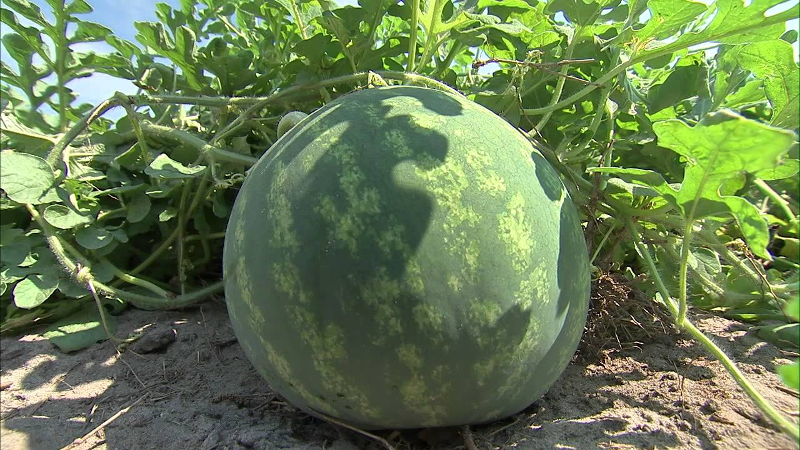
[130,326,178,354]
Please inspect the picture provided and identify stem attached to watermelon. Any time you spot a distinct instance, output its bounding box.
[211,71,462,144]
[631,222,800,440]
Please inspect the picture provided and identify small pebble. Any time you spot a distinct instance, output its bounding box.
[701,399,720,414]
[200,429,221,450]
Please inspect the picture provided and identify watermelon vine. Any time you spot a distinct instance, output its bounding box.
[1,0,798,440]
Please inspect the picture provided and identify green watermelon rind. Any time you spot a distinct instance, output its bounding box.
[223,85,590,429]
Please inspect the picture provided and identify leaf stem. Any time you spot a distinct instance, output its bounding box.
[682,319,799,439]
[54,0,68,132]
[754,178,799,235]
[360,0,386,69]
[523,8,796,116]
[113,176,211,281]
[678,221,694,325]
[24,204,219,310]
[631,221,799,440]
[115,93,153,166]
[139,121,259,166]
[414,0,448,72]
[434,41,465,77]
[46,98,120,169]
[536,25,584,131]
[408,0,420,71]
[56,235,172,299]
[290,0,309,39]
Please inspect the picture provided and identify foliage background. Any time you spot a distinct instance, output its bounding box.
[0,0,798,437]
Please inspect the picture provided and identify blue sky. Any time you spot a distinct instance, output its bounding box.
[0,0,798,115]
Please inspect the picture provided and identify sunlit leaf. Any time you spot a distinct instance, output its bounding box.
[43,204,92,229]
[734,40,799,129]
[0,150,60,204]
[593,112,795,258]
[13,273,59,309]
[145,153,207,179]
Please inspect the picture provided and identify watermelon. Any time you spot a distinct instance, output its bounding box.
[223,85,590,430]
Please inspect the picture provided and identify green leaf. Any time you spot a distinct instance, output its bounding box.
[134,22,204,90]
[42,204,92,229]
[145,153,207,179]
[70,20,112,44]
[0,241,31,266]
[755,159,799,181]
[159,207,178,222]
[784,296,799,322]
[546,0,602,26]
[756,323,799,350]
[65,0,93,14]
[477,0,532,12]
[647,64,708,114]
[75,225,113,250]
[0,108,58,150]
[105,35,141,59]
[0,8,48,56]
[13,273,59,309]
[110,228,128,243]
[2,0,50,29]
[777,361,799,391]
[721,79,765,109]
[734,40,799,129]
[0,150,60,204]
[634,0,707,42]
[42,304,117,353]
[637,0,791,57]
[126,193,152,223]
[594,112,795,259]
[658,113,794,258]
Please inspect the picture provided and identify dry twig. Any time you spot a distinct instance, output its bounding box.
[311,409,395,450]
[62,393,149,450]
[460,425,479,450]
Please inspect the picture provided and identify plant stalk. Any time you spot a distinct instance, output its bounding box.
[631,221,799,440]
[408,0,420,72]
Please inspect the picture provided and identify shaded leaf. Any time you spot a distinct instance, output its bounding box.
[0,150,60,204]
[546,0,602,26]
[43,204,92,229]
[75,225,113,250]
[126,193,152,223]
[647,64,708,114]
[13,273,59,309]
[43,304,117,353]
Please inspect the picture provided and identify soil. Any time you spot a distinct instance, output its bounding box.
[1,297,798,450]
